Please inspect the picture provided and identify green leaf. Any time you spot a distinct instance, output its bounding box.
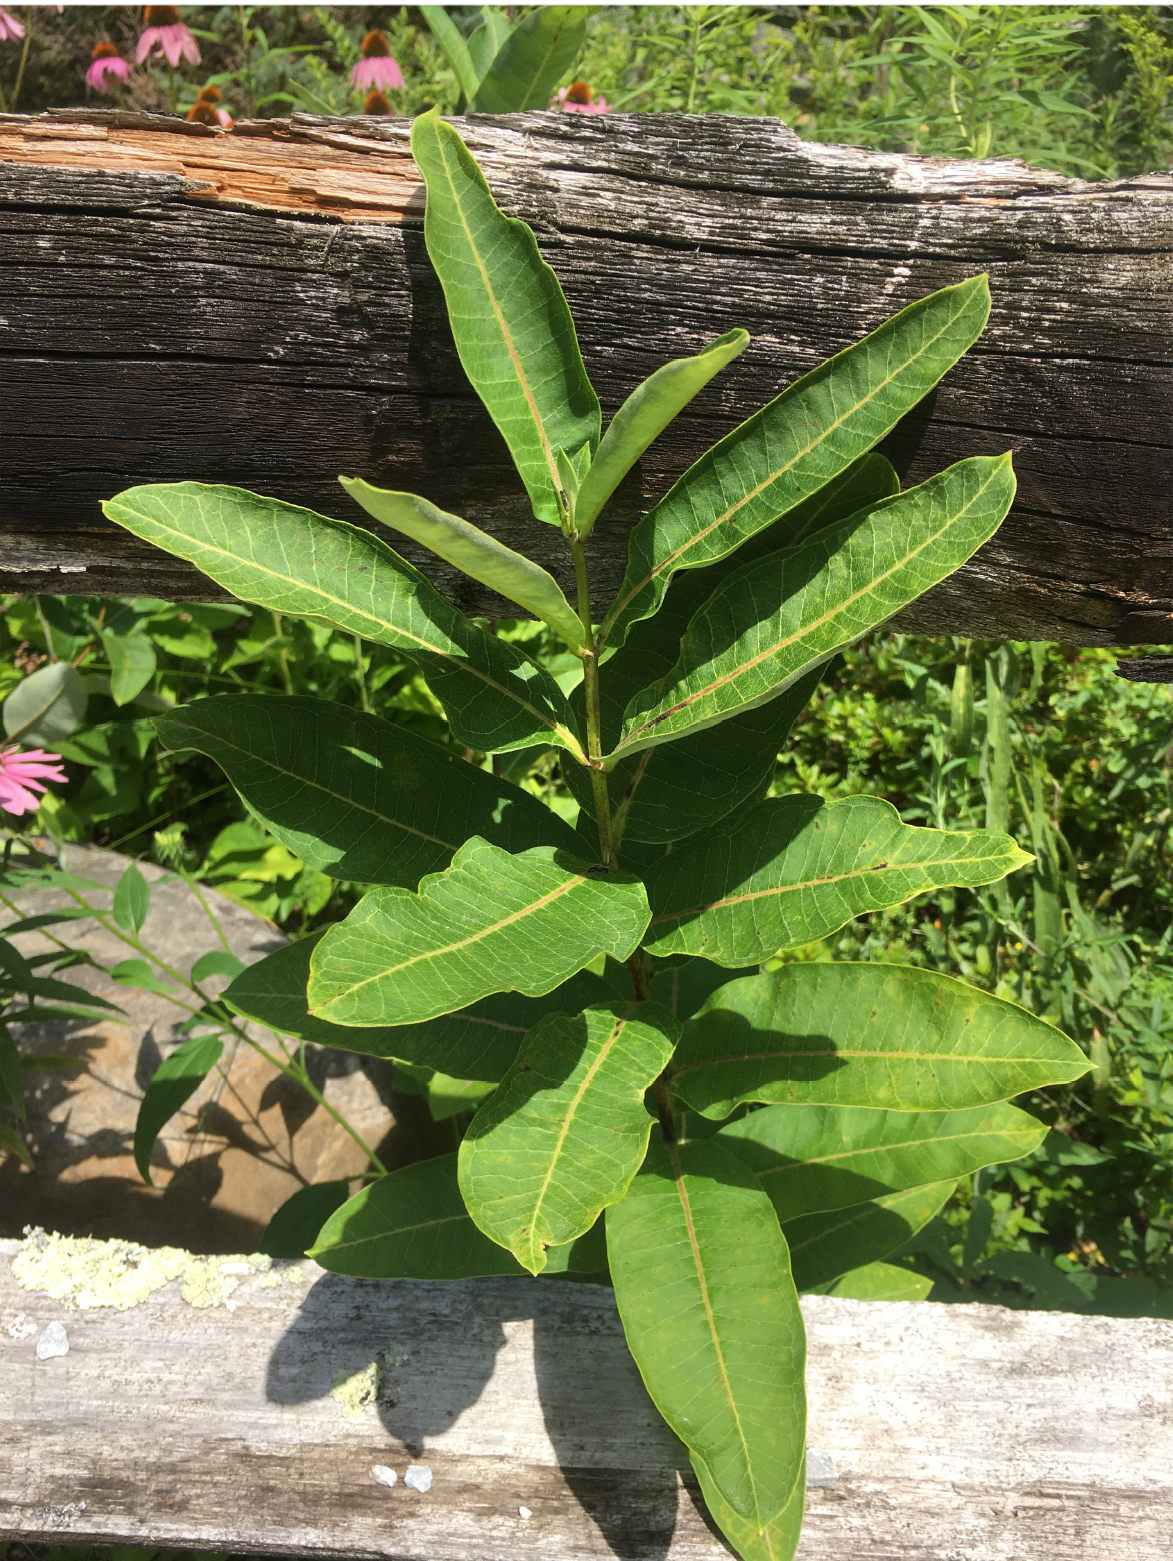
[340,479,585,649]
[0,1022,25,1121]
[470,5,592,112]
[112,862,151,936]
[607,1138,806,1527]
[308,838,650,1027]
[134,1033,223,1185]
[224,933,614,1081]
[309,1152,530,1278]
[650,957,760,1022]
[260,1180,351,1259]
[672,964,1090,1119]
[2,660,88,746]
[99,629,156,706]
[467,8,514,82]
[458,1001,679,1273]
[690,1449,805,1561]
[190,951,247,984]
[820,1261,933,1303]
[0,909,90,936]
[599,276,992,648]
[784,1182,956,1291]
[410,109,599,529]
[419,5,480,101]
[644,794,1032,961]
[718,1101,1047,1219]
[0,1122,33,1170]
[156,695,578,888]
[101,484,583,758]
[574,330,750,539]
[613,454,1016,757]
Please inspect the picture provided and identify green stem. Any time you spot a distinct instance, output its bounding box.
[11,9,32,111]
[272,611,294,694]
[353,634,372,714]
[572,540,616,867]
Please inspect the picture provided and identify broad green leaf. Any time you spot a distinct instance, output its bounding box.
[574,330,750,540]
[672,964,1090,1119]
[644,794,1032,961]
[134,1033,224,1185]
[820,1261,933,1303]
[2,660,87,746]
[650,957,760,1022]
[99,629,156,706]
[411,109,599,529]
[599,276,992,648]
[156,695,578,888]
[190,951,246,984]
[419,5,480,101]
[567,644,824,847]
[102,484,583,758]
[467,8,514,82]
[17,975,121,1014]
[470,5,592,112]
[340,479,585,650]
[309,1152,531,1278]
[0,1122,33,1170]
[718,1101,1047,1219]
[112,862,150,936]
[260,1180,351,1259]
[110,958,178,1001]
[458,1001,679,1273]
[0,1022,24,1121]
[784,1181,956,1291]
[308,837,650,1027]
[691,1449,805,1561]
[225,933,613,1082]
[607,1138,805,1526]
[614,454,1016,757]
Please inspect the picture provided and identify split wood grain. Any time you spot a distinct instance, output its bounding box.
[1,1235,1170,1559]
[0,109,1170,645]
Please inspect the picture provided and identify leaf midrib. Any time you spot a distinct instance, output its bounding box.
[117,496,580,751]
[671,1045,1055,1081]
[617,462,1002,750]
[600,290,978,640]
[649,847,1011,926]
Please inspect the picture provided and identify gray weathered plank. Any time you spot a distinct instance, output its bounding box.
[1,1232,1170,1560]
[0,109,1170,644]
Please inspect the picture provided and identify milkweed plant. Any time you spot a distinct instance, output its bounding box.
[102,112,1089,1559]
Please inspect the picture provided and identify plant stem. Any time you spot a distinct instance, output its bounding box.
[572,540,616,867]
[353,634,371,713]
[11,9,32,111]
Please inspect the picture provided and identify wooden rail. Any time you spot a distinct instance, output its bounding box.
[2,1233,1170,1559]
[1,109,1170,645]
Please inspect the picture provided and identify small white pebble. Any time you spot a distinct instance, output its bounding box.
[36,1321,69,1360]
[369,1465,397,1488]
[403,1464,432,1494]
[807,1447,838,1488]
[518,1506,532,1520]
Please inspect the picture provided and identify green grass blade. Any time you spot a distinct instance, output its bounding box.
[644,793,1032,961]
[718,1101,1047,1219]
[470,5,592,111]
[308,837,650,1027]
[783,1181,956,1291]
[607,1138,806,1527]
[102,482,583,758]
[156,695,578,888]
[341,478,585,649]
[672,964,1090,1119]
[613,453,1016,757]
[574,330,750,539]
[459,1001,678,1272]
[411,109,599,528]
[599,276,991,648]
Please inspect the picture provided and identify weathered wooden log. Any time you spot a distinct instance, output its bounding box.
[0,108,1170,645]
[2,1233,1170,1560]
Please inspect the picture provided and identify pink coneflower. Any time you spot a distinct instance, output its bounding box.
[350,30,404,94]
[557,81,612,115]
[136,5,201,70]
[86,42,132,93]
[187,84,231,127]
[0,8,25,43]
[0,745,67,818]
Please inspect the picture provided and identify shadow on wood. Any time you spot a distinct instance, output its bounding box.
[0,109,1170,645]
